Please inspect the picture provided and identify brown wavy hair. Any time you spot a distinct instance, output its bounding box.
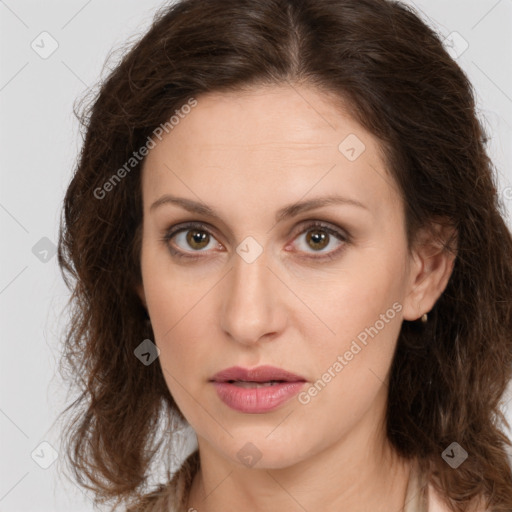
[56,0,512,510]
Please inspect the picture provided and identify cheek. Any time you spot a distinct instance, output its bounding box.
[304,299,403,400]
[140,247,202,372]
[294,300,403,447]
[297,246,406,349]
[141,236,204,333]
[148,295,208,415]
[295,246,406,403]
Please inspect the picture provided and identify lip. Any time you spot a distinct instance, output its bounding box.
[211,365,306,383]
[210,365,306,414]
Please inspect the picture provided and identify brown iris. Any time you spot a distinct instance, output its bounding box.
[186,229,210,250]
[306,229,329,251]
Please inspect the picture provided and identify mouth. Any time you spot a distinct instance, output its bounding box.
[210,365,306,384]
[210,365,307,413]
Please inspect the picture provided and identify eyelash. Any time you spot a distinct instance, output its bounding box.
[159,220,350,262]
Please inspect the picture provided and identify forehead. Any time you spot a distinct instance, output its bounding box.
[155,85,367,150]
[141,85,401,220]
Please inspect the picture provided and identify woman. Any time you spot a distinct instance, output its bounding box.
[57,0,512,511]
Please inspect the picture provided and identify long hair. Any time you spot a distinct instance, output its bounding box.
[57,0,512,510]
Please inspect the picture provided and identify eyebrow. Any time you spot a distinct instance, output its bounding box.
[150,194,369,222]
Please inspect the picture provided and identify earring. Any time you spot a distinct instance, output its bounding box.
[421,313,428,323]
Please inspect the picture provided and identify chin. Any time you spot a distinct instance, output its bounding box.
[221,431,313,470]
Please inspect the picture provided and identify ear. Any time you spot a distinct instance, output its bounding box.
[402,220,458,321]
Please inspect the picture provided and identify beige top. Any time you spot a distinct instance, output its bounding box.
[127,450,485,512]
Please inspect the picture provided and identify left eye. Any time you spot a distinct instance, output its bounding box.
[292,223,346,257]
[161,221,348,260]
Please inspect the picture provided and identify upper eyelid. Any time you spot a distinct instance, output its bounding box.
[166,219,346,237]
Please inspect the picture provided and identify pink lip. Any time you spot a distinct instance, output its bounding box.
[211,365,306,383]
[210,365,306,414]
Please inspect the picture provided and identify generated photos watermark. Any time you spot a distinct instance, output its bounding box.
[93,97,198,200]
[298,301,403,405]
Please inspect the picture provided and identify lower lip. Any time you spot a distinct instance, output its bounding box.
[212,381,306,413]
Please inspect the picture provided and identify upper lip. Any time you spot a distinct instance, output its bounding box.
[211,365,306,383]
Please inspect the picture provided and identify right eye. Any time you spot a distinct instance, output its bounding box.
[160,222,223,259]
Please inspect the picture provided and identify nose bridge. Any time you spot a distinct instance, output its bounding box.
[220,245,282,344]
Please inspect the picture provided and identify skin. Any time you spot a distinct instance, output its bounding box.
[137,84,456,512]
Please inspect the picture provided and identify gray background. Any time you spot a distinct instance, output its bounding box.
[1,0,511,510]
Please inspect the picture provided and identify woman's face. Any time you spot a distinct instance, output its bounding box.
[138,85,427,469]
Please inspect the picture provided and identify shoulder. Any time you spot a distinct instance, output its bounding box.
[408,459,490,512]
[428,482,490,512]
[125,450,200,512]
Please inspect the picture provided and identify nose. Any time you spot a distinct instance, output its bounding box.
[220,247,286,346]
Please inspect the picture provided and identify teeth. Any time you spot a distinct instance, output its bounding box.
[231,380,281,388]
